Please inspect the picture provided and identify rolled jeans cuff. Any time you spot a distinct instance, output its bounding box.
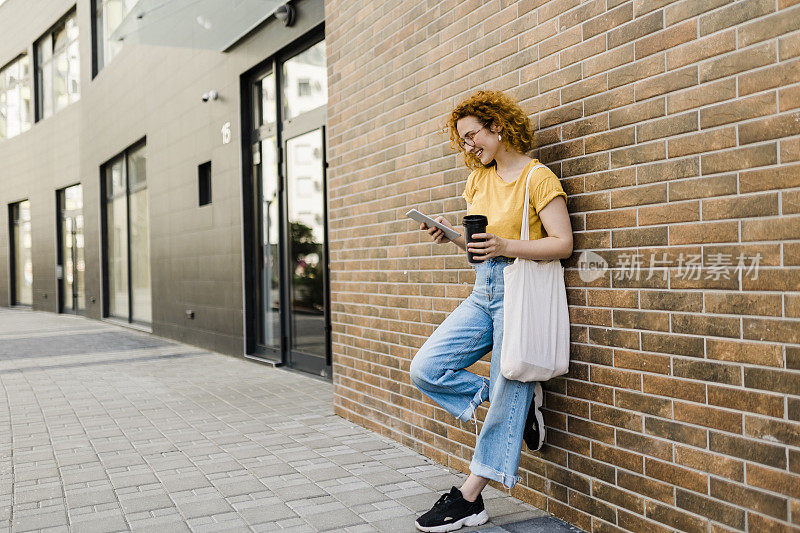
[469,460,522,490]
[457,379,489,422]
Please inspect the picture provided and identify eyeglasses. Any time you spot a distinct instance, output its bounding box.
[458,125,485,149]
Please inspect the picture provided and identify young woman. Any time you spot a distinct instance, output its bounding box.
[410,90,573,532]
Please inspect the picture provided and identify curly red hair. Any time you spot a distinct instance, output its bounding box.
[445,90,535,170]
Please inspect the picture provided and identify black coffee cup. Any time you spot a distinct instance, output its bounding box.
[463,214,488,264]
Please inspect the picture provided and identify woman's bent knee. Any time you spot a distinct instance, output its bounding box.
[409,350,435,389]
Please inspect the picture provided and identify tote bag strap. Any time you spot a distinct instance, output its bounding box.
[520,164,549,241]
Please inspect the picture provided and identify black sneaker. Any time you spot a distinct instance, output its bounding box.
[523,382,545,451]
[415,486,488,532]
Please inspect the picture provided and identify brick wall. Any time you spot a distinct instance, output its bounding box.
[325,1,800,531]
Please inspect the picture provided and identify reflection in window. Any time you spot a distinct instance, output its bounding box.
[0,55,32,140]
[282,40,327,120]
[11,200,33,306]
[36,10,80,120]
[103,141,150,324]
[94,0,135,74]
[287,129,325,356]
[259,71,276,126]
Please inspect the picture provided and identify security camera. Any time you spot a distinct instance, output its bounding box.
[201,90,218,102]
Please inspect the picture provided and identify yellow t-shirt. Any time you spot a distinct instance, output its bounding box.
[462,159,566,241]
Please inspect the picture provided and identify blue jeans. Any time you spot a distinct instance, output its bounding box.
[409,256,538,489]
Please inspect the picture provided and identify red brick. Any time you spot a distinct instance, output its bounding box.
[702,193,779,220]
[780,84,800,111]
[664,0,730,26]
[611,141,666,168]
[645,498,709,532]
[643,374,705,403]
[739,4,800,47]
[674,401,743,433]
[675,444,745,482]
[782,136,800,161]
[618,470,674,503]
[612,226,669,248]
[609,54,665,90]
[668,127,736,158]
[739,58,800,96]
[667,77,737,114]
[708,385,785,417]
[540,63,582,94]
[746,416,800,448]
[710,432,787,469]
[585,85,635,116]
[739,112,800,145]
[739,163,800,192]
[635,19,697,60]
[593,481,643,514]
[699,0,776,36]
[710,478,788,520]
[699,41,777,83]
[669,173,737,201]
[618,510,674,533]
[705,293,782,317]
[583,2,634,39]
[700,91,776,129]
[609,11,663,48]
[584,127,635,154]
[641,332,703,357]
[747,466,800,502]
[610,183,667,208]
[742,215,800,241]
[780,29,800,59]
[637,112,698,143]
[666,29,736,70]
[701,143,778,174]
[744,317,800,344]
[638,201,700,226]
[676,489,745,530]
[669,221,738,245]
[635,66,698,102]
[639,289,702,312]
[560,34,606,67]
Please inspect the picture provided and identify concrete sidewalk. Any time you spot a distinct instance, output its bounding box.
[0,308,579,533]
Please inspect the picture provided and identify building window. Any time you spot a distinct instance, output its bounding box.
[198,161,212,206]
[0,55,32,140]
[102,140,151,325]
[9,200,33,306]
[93,0,134,76]
[35,9,80,121]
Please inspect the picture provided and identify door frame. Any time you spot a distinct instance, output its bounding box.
[240,24,331,378]
[55,183,84,315]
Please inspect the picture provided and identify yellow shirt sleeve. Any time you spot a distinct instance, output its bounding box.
[531,166,567,213]
[462,170,478,204]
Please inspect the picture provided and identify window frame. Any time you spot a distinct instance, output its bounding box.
[100,137,149,325]
[0,53,32,140]
[34,6,80,122]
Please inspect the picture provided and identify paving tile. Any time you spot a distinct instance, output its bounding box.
[0,310,551,533]
[305,508,365,531]
[176,498,234,519]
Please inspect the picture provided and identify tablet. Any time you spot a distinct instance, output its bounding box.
[406,209,462,241]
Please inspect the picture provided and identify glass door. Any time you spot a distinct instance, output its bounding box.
[10,200,33,306]
[244,32,330,377]
[58,184,85,314]
[286,129,326,361]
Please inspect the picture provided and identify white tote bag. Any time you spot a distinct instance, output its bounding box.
[501,165,571,382]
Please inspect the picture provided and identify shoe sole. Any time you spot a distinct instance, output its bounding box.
[532,382,545,451]
[414,510,489,532]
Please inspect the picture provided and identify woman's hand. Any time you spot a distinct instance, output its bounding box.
[468,233,507,260]
[420,216,454,244]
